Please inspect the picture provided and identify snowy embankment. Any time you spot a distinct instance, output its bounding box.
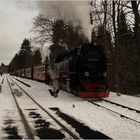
[12,75,140,139]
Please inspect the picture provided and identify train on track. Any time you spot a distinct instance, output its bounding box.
[13,43,109,98]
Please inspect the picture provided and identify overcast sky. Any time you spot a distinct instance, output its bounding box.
[0,0,39,65]
[0,0,90,65]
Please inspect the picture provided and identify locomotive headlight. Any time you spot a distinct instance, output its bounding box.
[103,72,107,77]
[85,72,89,77]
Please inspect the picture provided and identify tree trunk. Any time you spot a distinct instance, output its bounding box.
[112,0,121,94]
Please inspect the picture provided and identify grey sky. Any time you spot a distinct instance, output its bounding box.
[0,0,90,65]
[0,0,38,65]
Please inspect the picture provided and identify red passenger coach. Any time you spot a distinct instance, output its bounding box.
[33,65,46,81]
[20,69,25,77]
[25,68,32,79]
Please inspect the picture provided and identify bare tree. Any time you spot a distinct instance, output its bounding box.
[32,13,54,46]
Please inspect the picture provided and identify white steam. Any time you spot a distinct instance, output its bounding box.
[37,0,92,42]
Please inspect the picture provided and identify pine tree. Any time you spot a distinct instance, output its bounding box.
[49,19,85,61]
[33,49,42,66]
[9,53,19,72]
[19,38,33,68]
[50,20,67,61]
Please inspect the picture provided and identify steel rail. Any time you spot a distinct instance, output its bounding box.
[84,98,140,124]
[102,98,140,113]
[11,76,140,125]
[1,75,5,84]
[9,76,80,139]
[6,76,35,139]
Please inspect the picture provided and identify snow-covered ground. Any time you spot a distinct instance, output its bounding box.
[1,74,140,139]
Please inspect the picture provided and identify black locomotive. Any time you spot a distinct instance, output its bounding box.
[54,43,109,98]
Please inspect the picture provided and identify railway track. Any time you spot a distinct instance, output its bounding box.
[12,76,140,124]
[85,98,140,124]
[8,76,111,139]
[1,75,5,84]
[0,75,4,93]
[102,98,140,113]
[6,76,35,139]
[7,75,80,139]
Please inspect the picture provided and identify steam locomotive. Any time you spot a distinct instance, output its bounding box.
[14,43,109,98]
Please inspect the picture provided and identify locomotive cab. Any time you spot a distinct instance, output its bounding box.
[54,43,109,98]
